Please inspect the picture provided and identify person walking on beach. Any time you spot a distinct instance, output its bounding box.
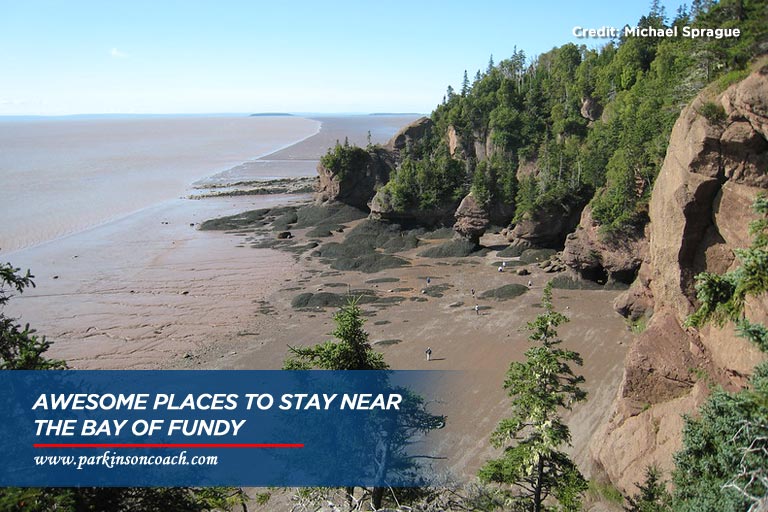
[528,280,533,287]
[425,347,432,361]
[498,266,503,272]
[474,304,480,315]
[471,288,475,298]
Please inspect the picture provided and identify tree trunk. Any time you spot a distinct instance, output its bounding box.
[533,454,545,512]
[372,486,384,510]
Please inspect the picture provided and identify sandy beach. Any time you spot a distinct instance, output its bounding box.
[2,114,630,482]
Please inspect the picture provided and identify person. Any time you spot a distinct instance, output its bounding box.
[498,266,503,272]
[471,288,475,297]
[425,347,432,361]
[474,304,480,315]
[528,280,533,287]
[502,261,507,268]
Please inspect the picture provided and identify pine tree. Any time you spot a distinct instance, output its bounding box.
[0,263,65,369]
[283,298,387,370]
[461,70,470,96]
[283,299,443,510]
[673,197,768,511]
[625,466,671,512]
[479,283,588,511]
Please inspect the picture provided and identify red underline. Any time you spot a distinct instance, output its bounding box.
[33,443,304,449]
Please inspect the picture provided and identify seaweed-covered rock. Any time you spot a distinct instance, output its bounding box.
[479,284,528,300]
[507,202,584,249]
[419,239,481,258]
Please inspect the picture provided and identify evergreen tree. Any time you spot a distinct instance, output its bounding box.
[479,283,588,512]
[672,197,768,511]
[283,299,443,510]
[0,263,65,369]
[461,70,470,96]
[625,466,671,512]
[283,298,387,371]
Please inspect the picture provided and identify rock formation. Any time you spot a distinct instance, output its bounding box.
[592,66,768,494]
[507,203,583,249]
[386,116,434,158]
[315,147,394,211]
[453,193,489,245]
[580,96,603,122]
[562,205,647,284]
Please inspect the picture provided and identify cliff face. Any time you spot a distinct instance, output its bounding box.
[593,66,768,494]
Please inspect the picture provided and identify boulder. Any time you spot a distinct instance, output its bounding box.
[453,193,489,245]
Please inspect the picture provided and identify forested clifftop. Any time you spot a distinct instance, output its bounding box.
[311,0,768,499]
[318,0,766,258]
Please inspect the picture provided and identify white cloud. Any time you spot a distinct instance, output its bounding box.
[110,48,129,59]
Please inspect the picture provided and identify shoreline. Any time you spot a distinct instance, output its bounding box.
[0,115,322,255]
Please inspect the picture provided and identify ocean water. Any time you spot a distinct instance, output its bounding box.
[0,115,320,253]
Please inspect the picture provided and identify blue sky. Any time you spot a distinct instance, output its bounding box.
[1,0,684,115]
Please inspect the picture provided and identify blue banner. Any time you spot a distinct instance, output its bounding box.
[0,370,447,487]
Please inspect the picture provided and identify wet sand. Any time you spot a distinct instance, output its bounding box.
[4,115,418,368]
[178,221,632,479]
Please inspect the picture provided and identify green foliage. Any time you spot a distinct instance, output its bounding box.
[283,298,388,370]
[0,263,65,369]
[698,101,727,124]
[673,197,768,510]
[671,364,768,511]
[587,480,625,506]
[319,140,369,179]
[0,487,248,512]
[379,144,465,212]
[383,0,766,236]
[625,466,671,512]
[479,283,588,511]
[687,195,768,346]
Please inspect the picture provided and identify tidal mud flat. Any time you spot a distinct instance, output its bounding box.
[4,113,630,483]
[190,200,633,480]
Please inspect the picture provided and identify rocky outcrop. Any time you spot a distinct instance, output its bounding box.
[562,205,647,284]
[315,147,394,211]
[453,193,489,245]
[447,125,503,161]
[386,117,434,158]
[593,66,768,494]
[613,262,654,320]
[580,96,603,121]
[368,187,457,227]
[447,125,463,158]
[507,202,584,249]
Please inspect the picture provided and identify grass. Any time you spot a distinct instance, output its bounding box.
[586,480,625,506]
[628,316,649,334]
